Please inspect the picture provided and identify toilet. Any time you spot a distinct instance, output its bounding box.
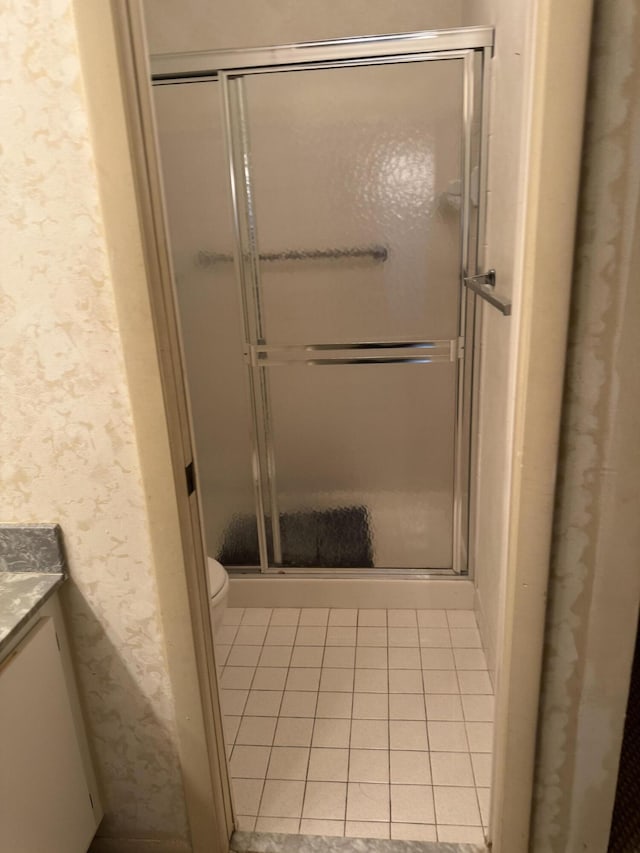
[207,557,229,635]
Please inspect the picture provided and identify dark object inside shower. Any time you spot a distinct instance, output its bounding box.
[219,505,373,568]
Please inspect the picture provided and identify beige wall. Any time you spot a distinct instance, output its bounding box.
[532,0,640,849]
[0,0,189,845]
[143,0,462,53]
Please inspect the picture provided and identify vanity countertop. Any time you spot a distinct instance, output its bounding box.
[0,523,68,655]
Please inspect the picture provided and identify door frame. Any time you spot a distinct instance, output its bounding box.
[77,1,593,850]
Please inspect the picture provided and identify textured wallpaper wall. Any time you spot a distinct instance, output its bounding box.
[0,0,189,843]
[532,0,640,849]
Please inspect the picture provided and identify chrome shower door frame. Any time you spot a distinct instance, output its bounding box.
[154,28,494,577]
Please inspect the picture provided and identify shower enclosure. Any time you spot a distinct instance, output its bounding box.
[152,27,492,576]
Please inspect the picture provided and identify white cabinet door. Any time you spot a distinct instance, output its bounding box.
[0,617,97,853]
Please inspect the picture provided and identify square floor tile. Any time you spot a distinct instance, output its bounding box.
[389,720,428,751]
[273,717,314,747]
[215,645,231,666]
[270,608,300,626]
[236,716,277,746]
[356,647,388,669]
[358,609,387,627]
[286,668,321,692]
[258,646,293,668]
[316,692,353,719]
[323,647,356,668]
[429,752,474,786]
[425,694,463,722]
[255,816,299,834]
[388,627,419,647]
[329,609,358,626]
[446,610,477,628]
[354,668,388,693]
[267,746,310,780]
[462,695,495,722]
[221,689,248,716]
[223,608,244,625]
[420,648,455,670]
[433,786,481,825]
[260,779,305,818]
[417,610,447,627]
[471,752,492,787]
[388,669,423,694]
[252,667,288,691]
[390,751,431,785]
[296,626,327,646]
[450,627,482,648]
[347,782,390,821]
[299,608,329,626]
[423,670,459,694]
[234,625,268,645]
[235,815,256,831]
[244,690,282,717]
[280,690,318,718]
[308,748,349,782]
[427,721,468,752]
[223,715,241,746]
[352,693,388,720]
[454,648,487,670]
[301,818,345,836]
[390,784,434,823]
[389,694,426,721]
[303,781,347,819]
[326,626,357,646]
[351,719,389,749]
[465,722,493,752]
[221,667,255,690]
[437,825,485,843]
[388,609,418,627]
[320,668,354,692]
[357,627,388,647]
[291,646,324,668]
[232,778,264,815]
[457,670,493,694]
[419,628,451,648]
[241,608,272,626]
[391,823,437,841]
[230,745,271,779]
[216,626,238,645]
[388,647,421,670]
[477,787,490,825]
[228,646,262,667]
[349,749,389,783]
[313,718,351,748]
[265,626,297,646]
[345,821,389,839]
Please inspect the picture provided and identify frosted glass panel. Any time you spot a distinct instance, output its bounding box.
[267,363,456,568]
[153,82,259,565]
[242,59,464,344]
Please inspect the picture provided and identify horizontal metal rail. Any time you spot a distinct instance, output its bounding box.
[245,339,457,366]
[151,26,494,80]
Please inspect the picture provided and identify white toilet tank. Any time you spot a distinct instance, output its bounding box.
[207,558,229,635]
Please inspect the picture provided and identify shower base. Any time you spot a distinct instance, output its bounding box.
[228,577,474,611]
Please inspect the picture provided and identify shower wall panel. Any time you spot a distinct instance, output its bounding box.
[154,83,260,564]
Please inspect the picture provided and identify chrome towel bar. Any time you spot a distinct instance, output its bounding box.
[196,245,388,267]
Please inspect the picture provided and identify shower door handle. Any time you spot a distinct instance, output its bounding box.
[464,270,512,316]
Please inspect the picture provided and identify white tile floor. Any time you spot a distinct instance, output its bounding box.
[216,607,493,845]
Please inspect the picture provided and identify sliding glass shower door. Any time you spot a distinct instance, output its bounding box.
[153,31,489,574]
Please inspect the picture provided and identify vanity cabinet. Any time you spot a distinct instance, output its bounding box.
[0,605,101,853]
